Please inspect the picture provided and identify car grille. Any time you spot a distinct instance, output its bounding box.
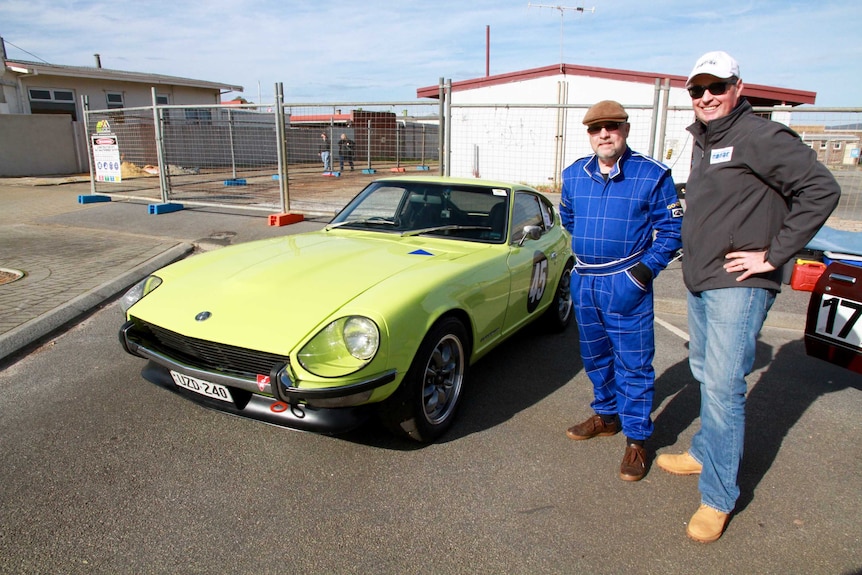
[130,319,290,378]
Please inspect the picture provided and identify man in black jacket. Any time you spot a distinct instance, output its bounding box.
[338,133,356,172]
[655,51,840,543]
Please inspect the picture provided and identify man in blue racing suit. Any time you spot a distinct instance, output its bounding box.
[560,100,683,482]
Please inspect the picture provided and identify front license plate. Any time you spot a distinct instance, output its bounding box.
[814,294,862,350]
[170,371,234,403]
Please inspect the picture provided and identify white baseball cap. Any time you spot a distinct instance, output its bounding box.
[686,51,740,86]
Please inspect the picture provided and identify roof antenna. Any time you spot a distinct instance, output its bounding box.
[527,4,595,68]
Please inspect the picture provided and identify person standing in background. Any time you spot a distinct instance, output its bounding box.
[338,133,356,172]
[319,133,331,172]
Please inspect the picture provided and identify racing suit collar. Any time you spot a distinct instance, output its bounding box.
[582,146,632,182]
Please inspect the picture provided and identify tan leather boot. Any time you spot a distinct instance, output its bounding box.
[686,504,730,543]
[656,452,702,475]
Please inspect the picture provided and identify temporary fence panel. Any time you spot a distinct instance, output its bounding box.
[778,107,862,231]
[85,100,441,214]
[446,100,862,226]
[86,107,162,201]
[160,105,282,211]
[283,103,441,175]
[85,96,860,226]
[445,103,659,192]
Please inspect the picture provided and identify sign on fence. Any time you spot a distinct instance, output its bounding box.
[92,133,122,183]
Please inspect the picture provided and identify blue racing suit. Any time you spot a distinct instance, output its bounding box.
[560,146,682,440]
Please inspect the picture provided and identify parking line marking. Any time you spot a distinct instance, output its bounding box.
[655,316,689,342]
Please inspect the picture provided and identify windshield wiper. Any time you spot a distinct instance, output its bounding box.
[401,225,491,237]
[325,217,397,230]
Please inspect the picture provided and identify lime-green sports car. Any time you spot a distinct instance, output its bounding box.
[119,176,574,442]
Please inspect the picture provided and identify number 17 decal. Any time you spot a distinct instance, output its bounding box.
[816,295,862,348]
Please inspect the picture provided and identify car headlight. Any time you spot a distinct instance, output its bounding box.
[119,275,162,314]
[298,316,380,377]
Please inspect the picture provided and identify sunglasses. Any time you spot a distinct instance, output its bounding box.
[687,79,737,99]
[586,121,624,134]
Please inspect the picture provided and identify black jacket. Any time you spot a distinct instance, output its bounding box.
[682,98,840,292]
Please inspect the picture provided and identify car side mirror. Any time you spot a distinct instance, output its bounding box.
[518,225,542,246]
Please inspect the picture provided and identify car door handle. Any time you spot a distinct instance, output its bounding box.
[550,251,557,260]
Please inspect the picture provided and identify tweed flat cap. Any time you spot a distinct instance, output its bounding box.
[582,100,628,125]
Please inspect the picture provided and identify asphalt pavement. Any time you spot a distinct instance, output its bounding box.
[0,177,334,365]
[1,176,860,574]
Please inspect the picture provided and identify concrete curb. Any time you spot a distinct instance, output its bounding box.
[0,242,193,363]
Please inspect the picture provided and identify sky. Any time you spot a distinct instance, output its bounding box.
[1,0,860,106]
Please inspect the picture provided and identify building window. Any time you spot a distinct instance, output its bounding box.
[28,89,52,100]
[819,141,828,150]
[106,92,124,109]
[27,88,77,120]
[833,141,843,151]
[156,94,169,105]
[28,88,74,102]
[184,108,212,124]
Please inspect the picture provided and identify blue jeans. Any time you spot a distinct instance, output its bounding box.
[686,287,776,513]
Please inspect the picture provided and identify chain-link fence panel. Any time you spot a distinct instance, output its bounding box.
[86,98,859,226]
[86,107,162,201]
[447,102,862,227]
[160,105,282,210]
[780,108,862,231]
[282,102,441,175]
[447,103,663,193]
[86,101,441,215]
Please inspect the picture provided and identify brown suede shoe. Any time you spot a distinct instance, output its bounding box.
[656,452,703,476]
[686,504,730,543]
[619,443,647,481]
[566,414,620,440]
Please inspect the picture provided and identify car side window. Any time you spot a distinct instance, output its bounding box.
[511,192,544,243]
[539,195,555,229]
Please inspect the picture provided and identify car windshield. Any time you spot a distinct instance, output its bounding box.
[328,181,511,243]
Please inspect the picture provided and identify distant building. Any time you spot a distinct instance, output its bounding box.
[795,125,862,167]
[0,36,242,176]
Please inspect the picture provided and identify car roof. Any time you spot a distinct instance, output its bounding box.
[374,175,537,191]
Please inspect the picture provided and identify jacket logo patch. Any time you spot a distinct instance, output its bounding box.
[710,147,733,164]
[667,201,683,218]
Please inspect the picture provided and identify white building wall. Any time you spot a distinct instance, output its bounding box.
[448,73,697,187]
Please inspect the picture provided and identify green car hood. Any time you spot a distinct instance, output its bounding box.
[128,230,482,354]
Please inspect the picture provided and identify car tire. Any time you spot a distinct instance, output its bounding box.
[379,317,468,442]
[542,259,574,332]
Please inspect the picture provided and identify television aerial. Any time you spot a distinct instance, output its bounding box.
[528,4,596,64]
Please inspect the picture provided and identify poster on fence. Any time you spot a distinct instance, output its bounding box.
[92,133,122,182]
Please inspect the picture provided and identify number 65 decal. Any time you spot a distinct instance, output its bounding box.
[815,295,862,348]
[527,252,549,313]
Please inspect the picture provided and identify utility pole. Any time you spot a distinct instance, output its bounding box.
[528,3,595,65]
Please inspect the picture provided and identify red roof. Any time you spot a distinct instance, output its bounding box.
[289,113,352,123]
[416,63,816,106]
